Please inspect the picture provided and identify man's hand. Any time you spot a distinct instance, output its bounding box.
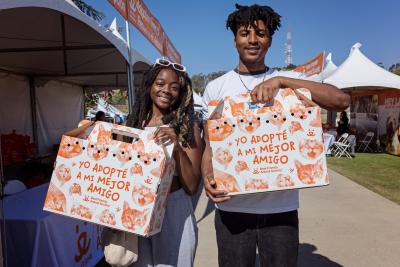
[203,173,230,202]
[250,76,282,103]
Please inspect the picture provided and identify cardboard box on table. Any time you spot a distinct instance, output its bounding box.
[43,122,175,236]
[207,88,329,195]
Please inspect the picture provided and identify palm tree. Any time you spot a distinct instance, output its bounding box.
[71,0,105,22]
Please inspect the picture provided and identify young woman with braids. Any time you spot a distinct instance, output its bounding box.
[201,4,350,267]
[126,59,202,267]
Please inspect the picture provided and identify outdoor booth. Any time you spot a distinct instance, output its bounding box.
[323,43,400,156]
[0,0,151,266]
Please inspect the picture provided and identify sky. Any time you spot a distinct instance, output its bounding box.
[85,0,400,75]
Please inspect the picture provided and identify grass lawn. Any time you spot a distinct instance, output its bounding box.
[327,153,400,204]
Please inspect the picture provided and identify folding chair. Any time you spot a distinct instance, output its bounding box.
[334,135,356,158]
[330,133,349,155]
[357,132,374,152]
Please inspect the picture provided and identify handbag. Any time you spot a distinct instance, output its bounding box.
[101,228,139,267]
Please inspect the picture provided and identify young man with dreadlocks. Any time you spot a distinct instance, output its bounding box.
[201,4,350,267]
[126,59,202,267]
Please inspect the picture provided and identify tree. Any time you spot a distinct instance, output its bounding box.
[84,92,99,111]
[389,63,400,76]
[191,71,227,96]
[283,64,297,71]
[72,0,105,22]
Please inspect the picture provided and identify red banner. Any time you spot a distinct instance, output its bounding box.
[163,35,181,64]
[108,0,182,63]
[108,0,127,19]
[294,52,324,77]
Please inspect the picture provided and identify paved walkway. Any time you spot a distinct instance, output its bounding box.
[194,169,400,267]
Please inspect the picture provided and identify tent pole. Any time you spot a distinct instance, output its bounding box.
[125,8,134,113]
[29,77,38,149]
[61,15,68,75]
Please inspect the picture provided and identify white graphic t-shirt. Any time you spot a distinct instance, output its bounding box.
[202,68,305,214]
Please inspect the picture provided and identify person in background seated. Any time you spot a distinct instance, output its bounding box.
[337,111,350,137]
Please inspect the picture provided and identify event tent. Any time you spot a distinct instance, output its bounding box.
[0,0,150,154]
[311,53,338,82]
[324,43,400,90]
[322,43,400,155]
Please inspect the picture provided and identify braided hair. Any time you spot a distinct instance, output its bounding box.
[126,64,195,147]
[226,4,281,37]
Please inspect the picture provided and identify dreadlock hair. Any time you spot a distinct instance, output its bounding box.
[226,4,281,37]
[126,64,195,148]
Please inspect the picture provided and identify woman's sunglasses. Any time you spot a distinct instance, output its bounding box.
[155,58,186,72]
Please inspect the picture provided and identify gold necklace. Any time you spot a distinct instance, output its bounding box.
[237,67,269,92]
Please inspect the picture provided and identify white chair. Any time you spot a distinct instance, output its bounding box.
[330,133,349,154]
[334,135,356,158]
[357,132,374,152]
[4,180,27,195]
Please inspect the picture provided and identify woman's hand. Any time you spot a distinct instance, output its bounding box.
[154,127,179,147]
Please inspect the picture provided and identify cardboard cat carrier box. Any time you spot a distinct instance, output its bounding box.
[43,122,175,237]
[207,88,329,195]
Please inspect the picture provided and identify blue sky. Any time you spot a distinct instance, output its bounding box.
[85,0,399,75]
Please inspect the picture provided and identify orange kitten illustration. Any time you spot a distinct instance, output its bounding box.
[276,174,295,188]
[58,136,83,158]
[115,143,133,164]
[71,204,93,219]
[310,108,321,127]
[44,182,66,212]
[87,142,109,161]
[229,99,246,116]
[237,116,261,133]
[281,88,295,98]
[259,100,286,128]
[130,163,143,176]
[98,209,116,226]
[96,124,112,144]
[289,121,304,134]
[207,120,235,141]
[150,157,165,178]
[299,139,324,159]
[121,202,149,230]
[55,163,72,186]
[245,178,268,191]
[235,160,249,174]
[69,183,82,196]
[215,148,233,168]
[132,185,156,207]
[132,139,145,153]
[295,159,324,184]
[306,129,317,137]
[257,99,283,115]
[213,169,240,193]
[290,104,308,120]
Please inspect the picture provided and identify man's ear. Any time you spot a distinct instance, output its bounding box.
[234,36,237,49]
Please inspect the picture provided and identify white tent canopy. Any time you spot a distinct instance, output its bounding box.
[324,43,400,89]
[311,53,337,82]
[0,0,150,89]
[0,0,150,154]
